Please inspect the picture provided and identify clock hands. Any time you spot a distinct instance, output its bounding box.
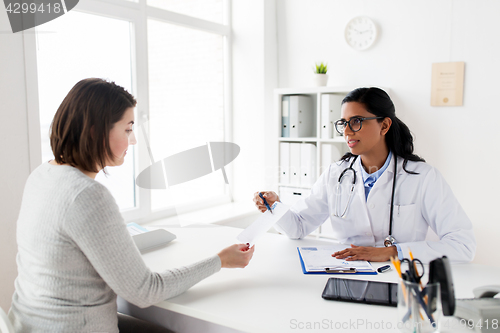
[350,28,372,34]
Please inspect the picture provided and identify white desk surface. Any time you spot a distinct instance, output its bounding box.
[118,225,499,333]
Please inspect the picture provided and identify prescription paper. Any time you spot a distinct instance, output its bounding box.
[237,202,289,246]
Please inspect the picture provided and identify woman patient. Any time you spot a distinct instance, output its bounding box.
[8,78,254,332]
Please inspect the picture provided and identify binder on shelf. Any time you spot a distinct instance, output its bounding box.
[332,144,345,162]
[281,96,290,137]
[321,95,333,139]
[289,143,301,186]
[289,95,314,138]
[321,143,347,174]
[321,144,333,175]
[321,94,345,139]
[279,186,311,206]
[279,142,290,184]
[300,143,316,187]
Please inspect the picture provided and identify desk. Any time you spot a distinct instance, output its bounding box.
[117,225,499,333]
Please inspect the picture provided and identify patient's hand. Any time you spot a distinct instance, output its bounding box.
[218,244,255,268]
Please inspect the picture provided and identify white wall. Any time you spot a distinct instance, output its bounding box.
[0,11,31,311]
[274,0,500,266]
[232,0,278,200]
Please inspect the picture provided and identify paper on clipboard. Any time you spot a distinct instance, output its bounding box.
[237,202,289,246]
[298,246,375,273]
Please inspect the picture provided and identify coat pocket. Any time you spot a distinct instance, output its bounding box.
[392,204,418,242]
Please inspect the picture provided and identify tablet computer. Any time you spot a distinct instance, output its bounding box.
[322,278,398,307]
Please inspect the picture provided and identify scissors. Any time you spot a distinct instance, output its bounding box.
[400,258,424,284]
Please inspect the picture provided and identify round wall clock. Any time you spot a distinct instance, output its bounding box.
[344,16,378,51]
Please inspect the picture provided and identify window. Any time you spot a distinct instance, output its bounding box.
[147,19,225,211]
[30,0,231,221]
[36,10,136,210]
[147,0,223,24]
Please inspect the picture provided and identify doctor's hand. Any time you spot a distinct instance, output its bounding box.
[332,244,397,262]
[253,191,280,213]
[218,244,255,268]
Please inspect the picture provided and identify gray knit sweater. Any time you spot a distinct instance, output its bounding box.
[8,162,221,332]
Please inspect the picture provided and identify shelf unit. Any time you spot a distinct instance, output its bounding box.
[275,86,355,188]
[275,86,356,238]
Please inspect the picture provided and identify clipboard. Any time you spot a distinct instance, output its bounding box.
[297,247,377,275]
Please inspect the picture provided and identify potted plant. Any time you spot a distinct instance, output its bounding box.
[314,62,328,86]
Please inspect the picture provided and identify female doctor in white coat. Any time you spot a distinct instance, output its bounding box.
[254,87,476,263]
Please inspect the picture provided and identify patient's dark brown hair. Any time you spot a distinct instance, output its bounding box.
[50,78,137,173]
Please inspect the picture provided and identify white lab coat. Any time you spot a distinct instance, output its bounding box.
[274,155,476,263]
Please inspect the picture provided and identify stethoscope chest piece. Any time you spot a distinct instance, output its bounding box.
[384,235,397,247]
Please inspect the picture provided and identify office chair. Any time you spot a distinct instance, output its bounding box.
[0,307,14,333]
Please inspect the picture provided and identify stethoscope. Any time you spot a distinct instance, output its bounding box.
[334,154,398,247]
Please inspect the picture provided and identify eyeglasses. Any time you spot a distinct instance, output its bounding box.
[334,116,384,135]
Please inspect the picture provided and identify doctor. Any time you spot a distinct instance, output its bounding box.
[254,87,476,263]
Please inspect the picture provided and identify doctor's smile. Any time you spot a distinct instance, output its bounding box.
[346,139,358,148]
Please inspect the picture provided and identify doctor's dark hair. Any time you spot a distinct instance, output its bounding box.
[339,87,425,173]
[50,78,137,173]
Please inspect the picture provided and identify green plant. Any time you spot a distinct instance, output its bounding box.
[314,62,328,74]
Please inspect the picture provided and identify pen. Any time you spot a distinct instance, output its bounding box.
[408,247,428,316]
[377,264,392,273]
[259,192,273,214]
[408,248,414,261]
[390,257,402,278]
[391,256,409,306]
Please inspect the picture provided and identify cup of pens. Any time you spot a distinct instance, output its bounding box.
[396,257,442,333]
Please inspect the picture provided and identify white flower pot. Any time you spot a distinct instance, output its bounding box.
[314,73,328,86]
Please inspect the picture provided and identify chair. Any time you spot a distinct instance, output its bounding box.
[0,307,14,333]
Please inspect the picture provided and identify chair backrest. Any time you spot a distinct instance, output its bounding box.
[0,307,14,333]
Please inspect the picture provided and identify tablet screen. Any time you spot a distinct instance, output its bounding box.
[322,278,398,307]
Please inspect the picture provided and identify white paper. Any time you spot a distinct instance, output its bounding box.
[237,202,289,246]
[298,246,375,273]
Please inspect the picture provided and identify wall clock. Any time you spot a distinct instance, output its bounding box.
[344,16,378,51]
